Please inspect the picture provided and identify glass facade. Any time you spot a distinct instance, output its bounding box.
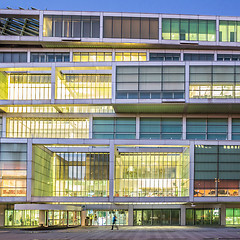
[103,17,158,39]
[140,118,182,139]
[226,208,240,225]
[56,74,112,99]
[6,118,89,138]
[43,15,100,38]
[186,118,228,140]
[6,74,51,100]
[217,54,240,61]
[184,54,214,61]
[32,147,109,197]
[232,119,240,140]
[0,52,27,63]
[93,118,136,139]
[162,19,216,41]
[116,66,185,99]
[189,66,240,99]
[88,210,128,225]
[30,52,70,62]
[115,52,146,61]
[48,210,80,226]
[194,145,240,197]
[115,149,189,197]
[0,143,27,197]
[5,210,39,226]
[73,52,112,62]
[186,209,220,225]
[134,209,180,226]
[149,53,180,61]
[219,21,240,42]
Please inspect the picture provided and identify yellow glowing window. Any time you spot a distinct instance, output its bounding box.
[56,74,112,99]
[6,118,89,139]
[115,52,147,61]
[73,52,112,62]
[7,74,51,100]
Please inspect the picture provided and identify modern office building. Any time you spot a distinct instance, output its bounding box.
[0,8,240,227]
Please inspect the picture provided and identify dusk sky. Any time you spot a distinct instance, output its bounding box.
[1,0,240,17]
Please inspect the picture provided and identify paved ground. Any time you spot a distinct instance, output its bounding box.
[1,226,240,240]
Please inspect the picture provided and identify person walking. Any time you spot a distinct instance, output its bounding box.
[111,214,119,230]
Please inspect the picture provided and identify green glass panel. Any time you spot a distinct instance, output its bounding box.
[186,134,206,140]
[187,125,206,133]
[207,21,216,41]
[219,154,240,162]
[195,154,218,163]
[162,19,171,40]
[189,20,198,41]
[219,172,240,179]
[187,118,206,126]
[161,133,182,139]
[195,171,217,180]
[194,145,218,154]
[195,163,217,171]
[180,19,189,40]
[171,19,180,40]
[219,163,240,171]
[234,209,240,225]
[228,21,236,42]
[199,20,207,41]
[140,134,160,139]
[207,134,227,140]
[226,208,234,225]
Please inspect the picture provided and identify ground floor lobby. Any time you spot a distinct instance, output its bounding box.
[1,203,240,227]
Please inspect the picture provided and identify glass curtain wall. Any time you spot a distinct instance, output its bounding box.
[0,143,27,197]
[73,52,112,62]
[219,21,240,42]
[103,17,159,39]
[0,72,8,99]
[186,118,228,140]
[140,118,182,140]
[8,74,51,100]
[53,152,109,197]
[56,74,112,99]
[43,15,100,38]
[115,52,146,61]
[88,210,128,225]
[116,66,185,99]
[194,145,240,197]
[30,52,70,62]
[189,66,240,98]
[48,210,80,226]
[162,19,216,41]
[0,52,27,63]
[186,209,220,225]
[6,118,89,138]
[226,208,240,225]
[5,210,39,226]
[32,145,54,197]
[232,119,240,140]
[134,209,180,226]
[115,149,190,197]
[93,118,136,139]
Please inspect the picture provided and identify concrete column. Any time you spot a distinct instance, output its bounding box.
[180,205,186,226]
[109,142,115,202]
[1,115,6,138]
[221,204,226,226]
[39,210,46,226]
[0,205,5,227]
[26,139,33,202]
[89,115,93,139]
[189,142,195,202]
[128,205,134,226]
[182,115,186,140]
[51,65,56,104]
[81,211,87,226]
[185,62,190,102]
[228,116,232,140]
[136,116,140,139]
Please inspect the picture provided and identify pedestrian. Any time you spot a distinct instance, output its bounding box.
[111,214,119,230]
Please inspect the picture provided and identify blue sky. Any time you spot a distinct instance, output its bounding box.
[1,0,240,16]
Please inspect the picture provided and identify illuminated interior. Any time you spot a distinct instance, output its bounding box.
[115,147,190,197]
[6,118,89,138]
[115,52,147,61]
[73,52,112,62]
[56,74,112,99]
